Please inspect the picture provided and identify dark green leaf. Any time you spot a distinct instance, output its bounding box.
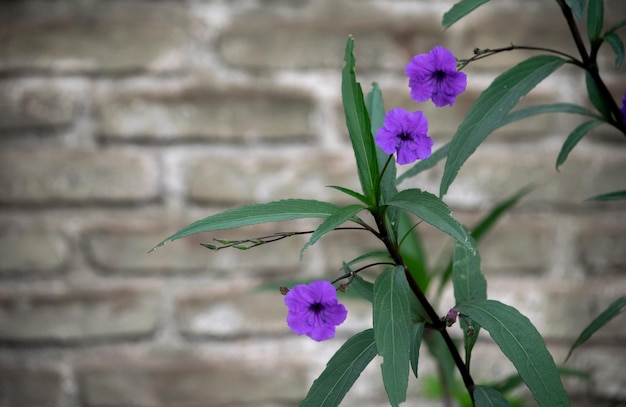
[396,143,450,184]
[474,385,513,407]
[607,18,626,33]
[586,0,604,42]
[150,199,339,252]
[397,211,430,291]
[301,329,378,407]
[301,204,365,257]
[442,0,491,29]
[585,71,612,119]
[492,367,589,394]
[604,32,625,68]
[349,272,375,303]
[327,185,369,204]
[565,0,586,20]
[500,103,601,128]
[373,266,412,406]
[556,120,603,170]
[440,55,566,197]
[565,294,626,362]
[452,239,486,365]
[346,250,392,267]
[456,300,570,407]
[471,185,533,240]
[387,189,472,250]
[409,322,425,378]
[342,36,380,205]
[585,189,626,201]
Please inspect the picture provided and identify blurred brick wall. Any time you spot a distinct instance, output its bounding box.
[0,0,625,406]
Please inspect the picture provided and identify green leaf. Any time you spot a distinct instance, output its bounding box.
[474,385,513,407]
[586,0,604,42]
[342,36,380,205]
[556,120,603,170]
[607,18,626,33]
[150,199,339,252]
[565,294,626,362]
[397,211,430,291]
[565,0,586,21]
[442,0,491,29]
[499,103,601,128]
[396,143,450,185]
[409,322,425,378]
[585,189,626,201]
[456,300,570,407]
[373,266,412,407]
[585,71,612,119]
[452,239,486,366]
[327,185,369,205]
[301,204,365,257]
[301,329,378,407]
[604,32,625,68]
[349,272,375,302]
[387,189,472,250]
[440,55,566,197]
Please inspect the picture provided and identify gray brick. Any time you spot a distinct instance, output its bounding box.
[0,149,159,204]
[0,2,189,73]
[186,149,361,205]
[0,285,159,342]
[0,364,64,407]
[0,78,86,131]
[577,214,626,274]
[96,86,314,142]
[77,348,310,406]
[0,228,68,275]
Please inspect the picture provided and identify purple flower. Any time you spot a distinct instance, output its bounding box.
[405,46,467,107]
[375,107,433,165]
[620,90,626,126]
[284,280,347,341]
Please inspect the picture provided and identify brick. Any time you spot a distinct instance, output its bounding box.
[0,228,68,275]
[0,149,159,204]
[0,364,64,407]
[0,2,189,73]
[0,78,86,131]
[77,348,310,406]
[218,18,406,70]
[577,214,626,274]
[96,85,314,142]
[186,149,361,205]
[0,285,159,342]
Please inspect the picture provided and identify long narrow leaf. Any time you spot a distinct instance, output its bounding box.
[585,189,626,201]
[342,36,380,204]
[474,385,513,407]
[150,199,339,251]
[556,120,603,170]
[456,300,570,407]
[499,103,601,128]
[387,189,472,250]
[565,0,586,20]
[440,55,566,197]
[585,71,612,119]
[586,0,604,42]
[301,329,378,407]
[301,204,365,257]
[565,294,626,361]
[409,322,425,378]
[442,0,491,29]
[374,266,412,406]
[604,32,625,68]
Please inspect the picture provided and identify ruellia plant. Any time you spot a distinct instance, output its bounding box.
[151,1,626,406]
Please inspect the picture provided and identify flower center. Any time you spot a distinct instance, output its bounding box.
[434,70,446,82]
[398,132,413,141]
[310,302,323,314]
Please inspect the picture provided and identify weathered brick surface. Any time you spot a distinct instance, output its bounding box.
[0,2,189,73]
[0,0,625,405]
[0,227,68,275]
[96,84,314,142]
[0,364,64,407]
[0,149,159,204]
[0,285,159,342]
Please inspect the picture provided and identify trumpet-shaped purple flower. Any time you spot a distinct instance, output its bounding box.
[284,280,347,341]
[375,107,433,165]
[406,46,467,107]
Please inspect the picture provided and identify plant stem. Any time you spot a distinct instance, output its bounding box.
[372,210,475,402]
